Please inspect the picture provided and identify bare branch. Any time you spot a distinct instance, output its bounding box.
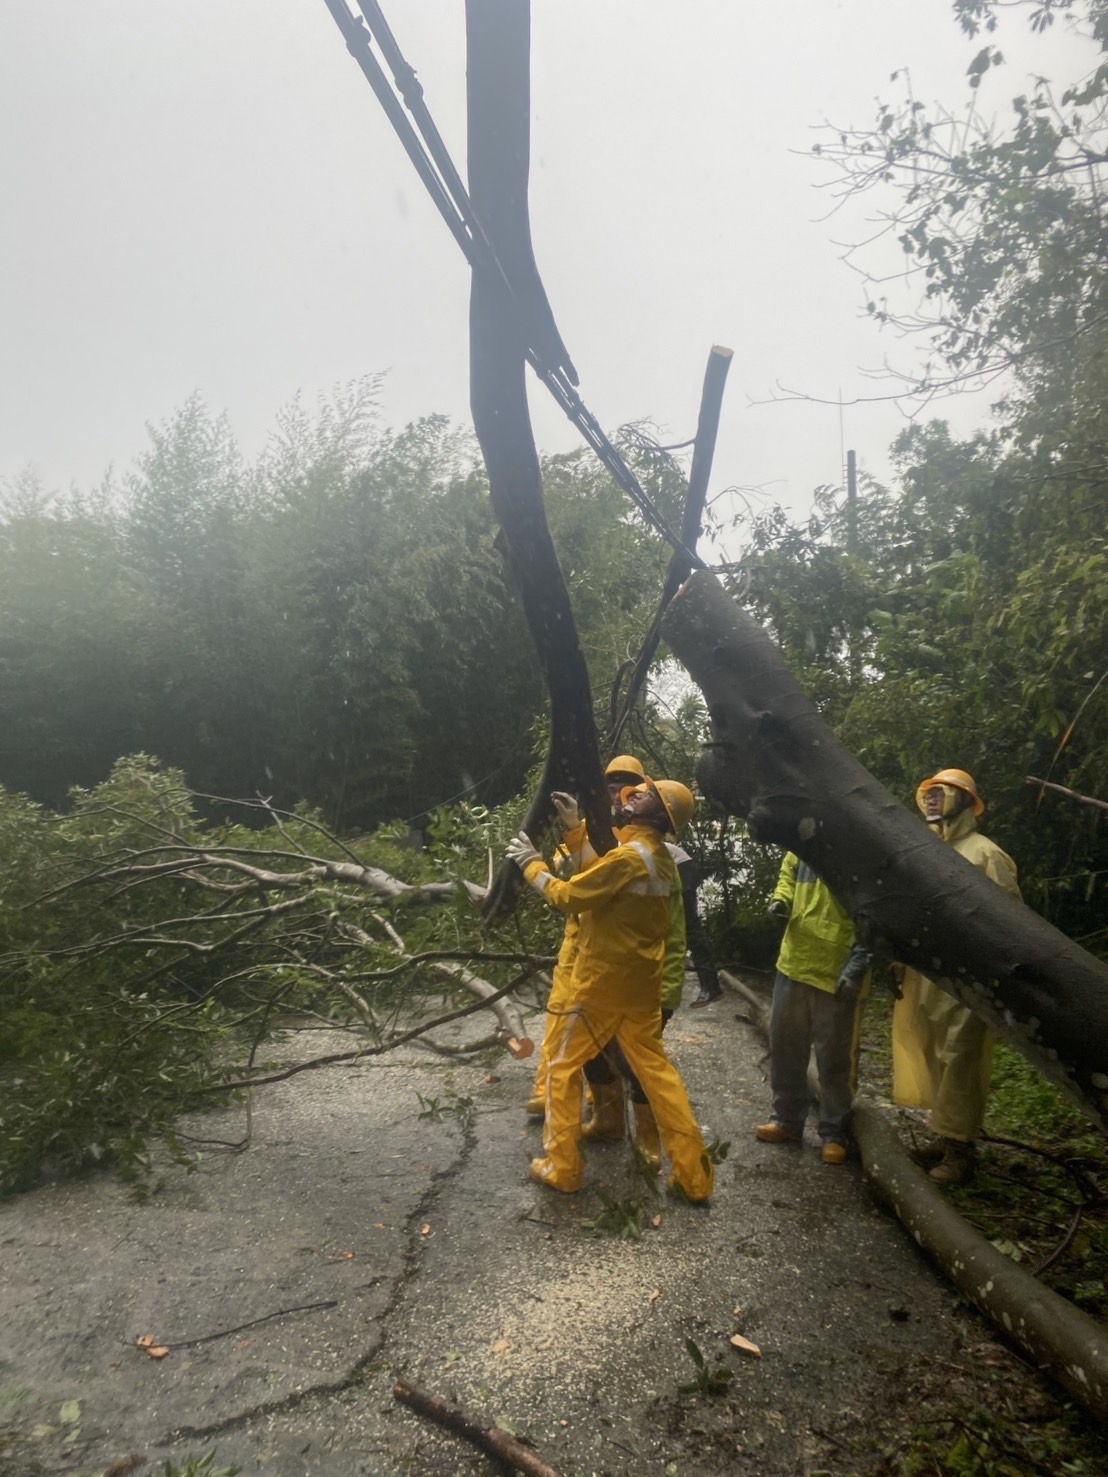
[208,966,542,1091]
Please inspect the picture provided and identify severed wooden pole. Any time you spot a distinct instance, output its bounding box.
[608,344,732,752]
[722,967,1108,1424]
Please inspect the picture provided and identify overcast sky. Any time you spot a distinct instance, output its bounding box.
[1,2,1094,541]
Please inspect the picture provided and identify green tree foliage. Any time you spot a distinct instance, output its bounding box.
[812,0,1108,396]
[0,384,672,833]
[0,755,559,1194]
[0,471,157,800]
[737,396,1108,949]
[726,0,1106,952]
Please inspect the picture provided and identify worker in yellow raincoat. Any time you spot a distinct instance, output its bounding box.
[523,755,646,1119]
[506,779,714,1202]
[576,835,691,1170]
[892,768,1021,1185]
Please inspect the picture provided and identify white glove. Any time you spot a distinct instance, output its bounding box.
[506,830,541,871]
[550,791,580,829]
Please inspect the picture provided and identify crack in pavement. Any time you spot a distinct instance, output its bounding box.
[162,1105,481,1448]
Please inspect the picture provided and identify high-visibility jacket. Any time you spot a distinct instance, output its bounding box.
[547,827,686,1016]
[546,819,635,984]
[523,825,675,1007]
[773,852,869,994]
[661,852,688,1012]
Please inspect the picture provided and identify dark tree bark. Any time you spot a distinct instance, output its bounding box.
[466,0,613,905]
[662,571,1108,1131]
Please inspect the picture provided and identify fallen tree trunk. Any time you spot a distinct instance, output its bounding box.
[856,1102,1108,1423]
[722,968,1108,1424]
[663,572,1108,1131]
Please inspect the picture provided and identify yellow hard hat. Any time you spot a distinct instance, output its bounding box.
[916,767,985,817]
[649,778,695,835]
[605,754,645,782]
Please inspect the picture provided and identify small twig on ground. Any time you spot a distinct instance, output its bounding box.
[1033,1202,1086,1277]
[981,1130,1103,1203]
[393,1377,563,1476]
[130,1298,337,1352]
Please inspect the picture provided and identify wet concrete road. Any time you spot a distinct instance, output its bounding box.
[1,976,966,1476]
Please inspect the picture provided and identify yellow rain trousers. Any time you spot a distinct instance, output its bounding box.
[522,825,713,1201]
[528,821,628,1105]
[892,809,1021,1142]
[529,918,580,1105]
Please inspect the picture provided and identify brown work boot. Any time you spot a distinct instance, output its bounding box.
[821,1141,848,1166]
[580,1081,626,1142]
[929,1138,976,1186]
[755,1122,802,1145]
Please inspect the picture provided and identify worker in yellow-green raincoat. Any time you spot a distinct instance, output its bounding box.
[755,852,870,1165]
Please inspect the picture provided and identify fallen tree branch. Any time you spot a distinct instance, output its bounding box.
[409,1031,506,1057]
[207,967,540,1092]
[720,967,1108,1424]
[53,844,488,909]
[393,1377,563,1477]
[856,1103,1108,1423]
[364,913,535,1058]
[1026,776,1108,814]
[138,1298,338,1354]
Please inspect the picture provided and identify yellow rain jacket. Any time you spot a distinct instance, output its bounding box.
[661,883,688,1012]
[892,808,1021,1141]
[523,828,713,1200]
[529,820,636,1100]
[523,825,675,1007]
[773,852,869,992]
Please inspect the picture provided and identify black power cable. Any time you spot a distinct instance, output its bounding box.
[319,0,706,570]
